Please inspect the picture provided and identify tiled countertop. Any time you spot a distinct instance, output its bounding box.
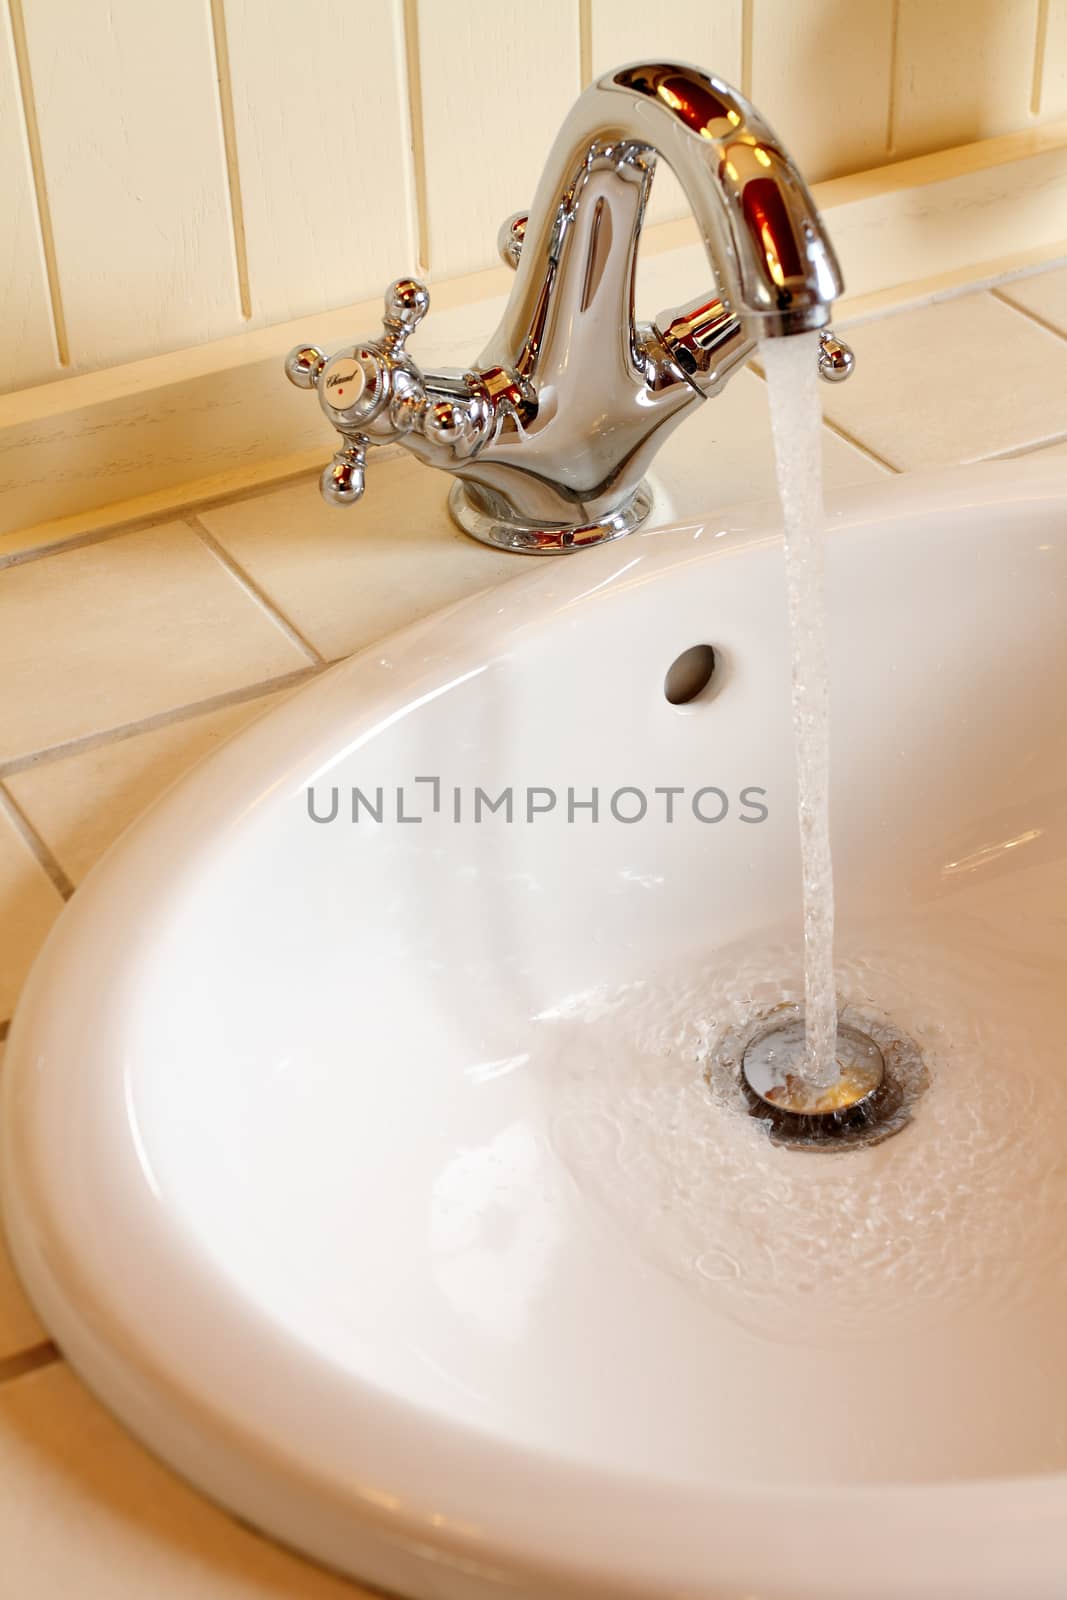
[1,266,1066,1597]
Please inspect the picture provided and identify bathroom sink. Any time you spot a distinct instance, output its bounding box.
[4,457,1067,1599]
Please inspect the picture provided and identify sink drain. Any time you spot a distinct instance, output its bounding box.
[711,1002,928,1150]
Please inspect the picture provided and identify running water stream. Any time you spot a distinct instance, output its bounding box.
[760,333,838,1088]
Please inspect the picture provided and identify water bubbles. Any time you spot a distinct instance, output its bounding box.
[538,903,1067,1347]
[763,332,838,1087]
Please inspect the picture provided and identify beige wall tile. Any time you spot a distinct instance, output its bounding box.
[417,1,581,277]
[820,291,1067,470]
[658,367,889,520]
[997,267,1067,337]
[1044,0,1067,117]
[752,0,895,180]
[200,379,886,663]
[0,1042,50,1361]
[199,454,521,663]
[893,0,1040,159]
[0,804,62,1020]
[0,1363,374,1597]
[0,524,310,768]
[8,692,289,888]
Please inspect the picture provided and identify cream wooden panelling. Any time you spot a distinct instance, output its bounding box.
[587,0,743,78]
[893,0,1041,159]
[224,0,417,325]
[6,0,1066,382]
[0,5,58,393]
[1043,0,1067,117]
[2,121,1065,555]
[588,0,743,224]
[19,0,241,370]
[750,0,895,181]
[416,1,580,279]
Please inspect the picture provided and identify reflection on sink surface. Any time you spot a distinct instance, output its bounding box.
[4,459,1067,1600]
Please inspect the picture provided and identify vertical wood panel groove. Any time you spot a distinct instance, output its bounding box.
[2,1,1064,389]
[1044,0,1067,117]
[21,0,243,369]
[741,0,754,96]
[589,0,743,224]
[750,0,895,181]
[1033,0,1051,114]
[224,2,414,326]
[402,0,430,274]
[893,1,1041,161]
[578,0,592,85]
[209,0,253,320]
[417,3,580,279]
[886,0,901,152]
[6,0,68,364]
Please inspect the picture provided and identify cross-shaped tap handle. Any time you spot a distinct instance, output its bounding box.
[282,280,431,508]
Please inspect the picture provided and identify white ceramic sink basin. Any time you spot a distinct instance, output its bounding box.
[4,459,1067,1599]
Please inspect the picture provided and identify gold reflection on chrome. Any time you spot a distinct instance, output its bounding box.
[759,224,786,287]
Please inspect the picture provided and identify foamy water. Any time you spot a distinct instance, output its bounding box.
[535,875,1067,1347]
[760,333,838,1086]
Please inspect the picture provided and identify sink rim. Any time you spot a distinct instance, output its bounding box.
[4,457,1067,1600]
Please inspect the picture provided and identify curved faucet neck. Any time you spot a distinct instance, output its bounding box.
[480,59,842,380]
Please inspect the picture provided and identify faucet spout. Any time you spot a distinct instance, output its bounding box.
[483,61,842,382]
[284,59,852,554]
[618,62,843,337]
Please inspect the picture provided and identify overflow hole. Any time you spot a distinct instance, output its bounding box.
[664,644,717,705]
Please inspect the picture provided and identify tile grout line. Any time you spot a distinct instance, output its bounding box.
[747,360,901,474]
[0,665,324,783]
[208,0,253,320]
[837,254,1067,332]
[0,464,325,576]
[7,0,70,365]
[186,514,327,666]
[0,518,170,575]
[401,0,430,276]
[990,285,1067,344]
[977,428,1067,462]
[0,782,75,900]
[0,1341,61,1387]
[0,271,1057,579]
[820,415,901,474]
